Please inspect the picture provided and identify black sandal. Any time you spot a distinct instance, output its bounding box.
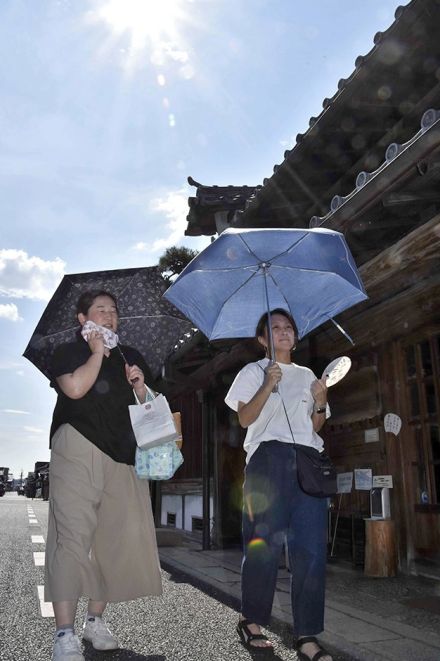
[237,619,273,652]
[296,636,331,661]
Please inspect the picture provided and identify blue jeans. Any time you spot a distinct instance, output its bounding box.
[241,440,328,637]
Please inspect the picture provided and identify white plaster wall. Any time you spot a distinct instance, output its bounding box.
[161,495,183,528]
[161,494,214,532]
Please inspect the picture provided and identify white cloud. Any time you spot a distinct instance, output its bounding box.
[132,189,189,254]
[23,426,44,434]
[0,249,65,301]
[0,359,26,370]
[151,44,190,66]
[0,303,21,321]
[2,409,30,415]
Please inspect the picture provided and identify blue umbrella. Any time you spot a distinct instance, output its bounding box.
[164,227,367,355]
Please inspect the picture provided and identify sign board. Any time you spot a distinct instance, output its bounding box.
[364,428,380,443]
[373,475,393,488]
[337,472,353,494]
[354,468,373,490]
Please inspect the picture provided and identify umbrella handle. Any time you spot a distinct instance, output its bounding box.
[261,265,278,393]
[266,360,279,394]
[118,344,140,384]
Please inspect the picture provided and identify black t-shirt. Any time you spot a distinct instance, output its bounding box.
[50,337,153,465]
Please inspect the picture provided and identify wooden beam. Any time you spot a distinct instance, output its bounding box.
[314,274,440,354]
[360,213,440,302]
[168,339,258,397]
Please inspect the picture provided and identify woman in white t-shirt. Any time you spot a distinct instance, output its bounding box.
[225,309,333,661]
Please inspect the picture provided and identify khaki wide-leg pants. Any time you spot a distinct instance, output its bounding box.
[44,424,162,603]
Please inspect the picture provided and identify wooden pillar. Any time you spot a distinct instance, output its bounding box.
[364,519,398,577]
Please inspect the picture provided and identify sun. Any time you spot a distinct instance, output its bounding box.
[94,0,186,51]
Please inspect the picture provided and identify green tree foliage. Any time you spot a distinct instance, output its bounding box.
[158,246,199,282]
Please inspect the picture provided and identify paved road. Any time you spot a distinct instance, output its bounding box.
[1,492,344,661]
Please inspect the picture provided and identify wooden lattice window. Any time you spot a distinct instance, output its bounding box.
[404,333,440,505]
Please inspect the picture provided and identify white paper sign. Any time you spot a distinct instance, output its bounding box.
[354,468,373,490]
[373,475,393,488]
[337,472,353,494]
[384,413,402,436]
[365,428,380,443]
[322,356,352,387]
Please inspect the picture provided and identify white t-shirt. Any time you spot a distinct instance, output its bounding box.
[224,358,329,463]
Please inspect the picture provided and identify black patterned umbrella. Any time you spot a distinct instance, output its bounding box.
[23,266,193,379]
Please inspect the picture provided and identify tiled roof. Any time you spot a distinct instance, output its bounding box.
[309,108,440,228]
[242,0,440,226]
[185,176,262,236]
[168,326,199,356]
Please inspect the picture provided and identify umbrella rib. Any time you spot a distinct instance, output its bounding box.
[118,314,186,320]
[211,269,259,336]
[268,269,366,338]
[237,232,361,283]
[269,262,363,285]
[238,231,311,264]
[270,232,312,262]
[267,271,291,311]
[34,326,79,341]
[38,315,186,339]
[114,271,139,298]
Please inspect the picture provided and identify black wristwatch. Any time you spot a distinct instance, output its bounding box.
[315,406,326,414]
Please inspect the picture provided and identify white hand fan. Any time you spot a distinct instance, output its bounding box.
[321,356,351,387]
[384,413,402,436]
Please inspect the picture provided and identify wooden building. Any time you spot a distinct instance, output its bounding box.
[159,0,440,576]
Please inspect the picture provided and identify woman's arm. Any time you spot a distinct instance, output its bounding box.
[311,377,328,432]
[125,363,147,403]
[56,331,105,400]
[237,363,282,428]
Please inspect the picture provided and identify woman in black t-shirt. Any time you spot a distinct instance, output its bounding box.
[45,290,162,661]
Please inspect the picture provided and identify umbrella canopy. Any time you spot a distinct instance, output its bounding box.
[164,227,367,344]
[24,266,193,380]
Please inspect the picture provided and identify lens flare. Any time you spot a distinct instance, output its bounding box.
[247,537,267,550]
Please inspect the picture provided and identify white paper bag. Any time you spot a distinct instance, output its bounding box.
[129,387,178,449]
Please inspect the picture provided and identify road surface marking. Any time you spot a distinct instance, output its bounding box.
[37,585,54,617]
[31,535,45,543]
[33,552,45,566]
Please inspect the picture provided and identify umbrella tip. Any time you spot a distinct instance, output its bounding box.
[330,319,355,345]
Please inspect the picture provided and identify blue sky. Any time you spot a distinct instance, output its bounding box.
[0,0,402,479]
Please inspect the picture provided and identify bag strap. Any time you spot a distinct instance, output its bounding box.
[117,345,157,405]
[257,363,296,445]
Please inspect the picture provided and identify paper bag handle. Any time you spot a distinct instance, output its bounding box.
[133,384,157,405]
[133,386,183,448]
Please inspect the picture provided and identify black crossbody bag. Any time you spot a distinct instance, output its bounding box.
[281,398,337,498]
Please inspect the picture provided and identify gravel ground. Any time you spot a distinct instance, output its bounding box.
[0,494,348,661]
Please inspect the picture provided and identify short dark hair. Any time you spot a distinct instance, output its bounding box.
[255,308,298,339]
[76,290,118,316]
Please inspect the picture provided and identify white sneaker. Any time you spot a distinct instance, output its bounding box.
[52,631,84,661]
[82,616,119,651]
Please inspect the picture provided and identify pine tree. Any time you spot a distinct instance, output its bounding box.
[158,246,198,282]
